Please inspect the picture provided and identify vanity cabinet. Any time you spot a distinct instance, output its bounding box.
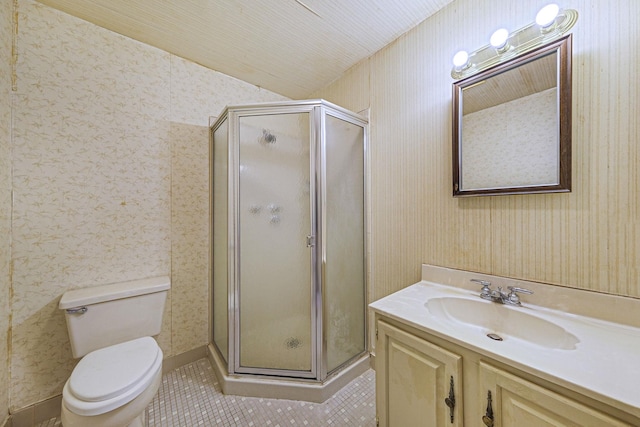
[375,316,636,427]
[479,362,630,427]
[376,320,463,427]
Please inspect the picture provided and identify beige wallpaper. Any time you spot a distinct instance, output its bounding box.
[170,122,210,356]
[0,0,12,423]
[8,0,286,411]
[313,0,640,302]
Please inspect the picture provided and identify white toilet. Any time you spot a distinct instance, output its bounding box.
[58,276,170,427]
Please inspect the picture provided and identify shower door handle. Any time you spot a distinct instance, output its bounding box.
[306,235,315,247]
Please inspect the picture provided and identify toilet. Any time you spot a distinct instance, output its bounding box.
[58,276,170,427]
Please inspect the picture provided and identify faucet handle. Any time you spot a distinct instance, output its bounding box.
[507,286,533,295]
[506,286,533,305]
[471,279,492,297]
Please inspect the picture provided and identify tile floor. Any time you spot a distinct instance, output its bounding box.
[37,358,376,426]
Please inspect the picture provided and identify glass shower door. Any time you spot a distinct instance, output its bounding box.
[323,112,366,374]
[236,111,315,377]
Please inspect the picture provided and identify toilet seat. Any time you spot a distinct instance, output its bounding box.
[63,337,162,416]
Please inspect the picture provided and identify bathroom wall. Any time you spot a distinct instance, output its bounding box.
[9,0,286,411]
[7,0,638,415]
[0,0,12,423]
[312,0,640,302]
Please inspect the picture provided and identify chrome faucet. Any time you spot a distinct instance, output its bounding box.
[471,279,533,306]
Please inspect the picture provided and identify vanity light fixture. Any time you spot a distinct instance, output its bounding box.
[489,28,510,51]
[452,50,470,71]
[451,3,578,79]
[536,3,560,28]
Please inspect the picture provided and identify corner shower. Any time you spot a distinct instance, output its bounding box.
[209,100,369,401]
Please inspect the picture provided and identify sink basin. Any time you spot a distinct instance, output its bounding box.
[425,297,579,350]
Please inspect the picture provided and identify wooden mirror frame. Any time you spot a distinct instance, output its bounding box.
[452,34,572,197]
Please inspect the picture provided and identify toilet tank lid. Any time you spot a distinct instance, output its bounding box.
[59,276,170,309]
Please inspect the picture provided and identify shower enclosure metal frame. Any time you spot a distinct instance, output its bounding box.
[210,99,368,384]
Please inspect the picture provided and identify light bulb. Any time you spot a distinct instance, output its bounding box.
[490,28,509,49]
[536,4,560,28]
[453,50,469,68]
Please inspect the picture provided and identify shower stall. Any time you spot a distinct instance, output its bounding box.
[209,100,369,401]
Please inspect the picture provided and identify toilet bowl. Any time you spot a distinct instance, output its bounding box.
[61,337,163,427]
[59,276,170,427]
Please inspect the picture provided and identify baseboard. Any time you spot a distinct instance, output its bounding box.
[9,345,209,427]
[162,345,207,373]
[9,395,61,427]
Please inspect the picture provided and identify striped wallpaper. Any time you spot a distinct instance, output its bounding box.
[312,0,640,303]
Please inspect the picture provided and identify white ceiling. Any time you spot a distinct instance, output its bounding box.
[37,0,454,99]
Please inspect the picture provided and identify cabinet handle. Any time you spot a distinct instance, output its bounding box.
[444,376,455,423]
[482,390,494,427]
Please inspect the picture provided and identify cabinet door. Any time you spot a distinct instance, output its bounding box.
[479,362,632,427]
[376,321,463,427]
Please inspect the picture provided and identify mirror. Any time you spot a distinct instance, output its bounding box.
[452,34,572,197]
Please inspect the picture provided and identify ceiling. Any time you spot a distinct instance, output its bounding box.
[462,52,558,115]
[36,0,454,99]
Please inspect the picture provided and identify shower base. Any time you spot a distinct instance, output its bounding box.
[206,343,371,403]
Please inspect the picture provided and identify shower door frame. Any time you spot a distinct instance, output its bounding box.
[230,103,319,379]
[211,100,369,382]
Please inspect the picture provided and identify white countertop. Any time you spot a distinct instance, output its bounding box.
[370,280,640,418]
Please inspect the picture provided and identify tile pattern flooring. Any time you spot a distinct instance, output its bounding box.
[34,419,61,427]
[37,358,376,426]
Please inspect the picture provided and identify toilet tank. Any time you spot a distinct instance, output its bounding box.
[59,276,170,358]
